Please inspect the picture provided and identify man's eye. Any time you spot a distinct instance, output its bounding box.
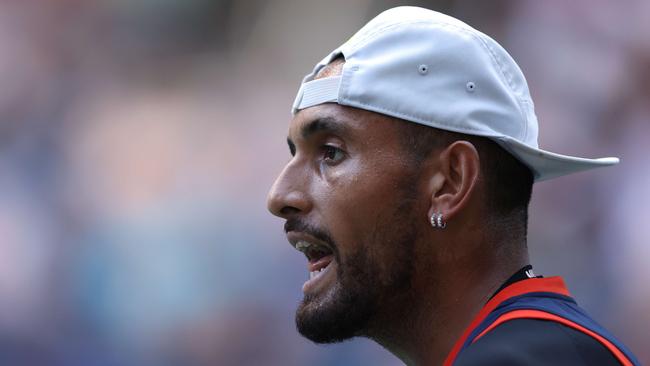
[322,145,345,164]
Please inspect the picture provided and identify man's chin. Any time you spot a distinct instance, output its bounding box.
[295,284,374,344]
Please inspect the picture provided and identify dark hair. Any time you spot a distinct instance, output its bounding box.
[398,121,534,232]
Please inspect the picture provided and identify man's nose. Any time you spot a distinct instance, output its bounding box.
[267,162,312,219]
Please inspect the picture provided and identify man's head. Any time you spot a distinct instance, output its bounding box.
[268,6,618,345]
[267,54,533,343]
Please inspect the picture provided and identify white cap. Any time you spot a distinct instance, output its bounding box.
[292,6,618,182]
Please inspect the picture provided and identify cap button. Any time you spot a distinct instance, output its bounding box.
[418,64,429,75]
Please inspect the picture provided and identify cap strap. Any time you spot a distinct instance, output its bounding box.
[292,76,341,113]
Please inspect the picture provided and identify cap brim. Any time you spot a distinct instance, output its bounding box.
[493,136,619,182]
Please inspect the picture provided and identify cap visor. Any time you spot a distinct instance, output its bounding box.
[493,136,619,182]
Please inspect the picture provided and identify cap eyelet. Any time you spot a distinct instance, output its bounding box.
[418,64,429,75]
[466,81,476,92]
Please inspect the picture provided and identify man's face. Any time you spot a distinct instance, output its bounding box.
[267,104,426,343]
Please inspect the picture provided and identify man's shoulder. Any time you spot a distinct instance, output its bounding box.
[454,318,620,366]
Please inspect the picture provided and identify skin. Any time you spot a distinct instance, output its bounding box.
[267,61,529,365]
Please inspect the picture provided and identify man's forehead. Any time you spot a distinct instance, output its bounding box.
[288,104,356,139]
[287,103,408,152]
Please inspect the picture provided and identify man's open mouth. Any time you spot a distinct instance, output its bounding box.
[288,233,336,293]
[296,240,334,277]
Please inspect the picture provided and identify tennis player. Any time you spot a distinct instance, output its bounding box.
[267,7,639,365]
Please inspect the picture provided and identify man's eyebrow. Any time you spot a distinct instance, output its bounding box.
[300,117,348,139]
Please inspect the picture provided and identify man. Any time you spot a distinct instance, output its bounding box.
[267,6,639,366]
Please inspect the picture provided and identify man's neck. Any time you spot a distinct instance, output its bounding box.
[368,252,529,365]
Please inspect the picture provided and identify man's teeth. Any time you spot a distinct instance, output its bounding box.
[295,240,329,254]
[309,266,327,280]
[295,240,311,252]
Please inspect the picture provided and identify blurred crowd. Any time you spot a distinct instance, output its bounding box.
[0,0,648,365]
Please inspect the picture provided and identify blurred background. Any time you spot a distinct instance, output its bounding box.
[0,0,648,364]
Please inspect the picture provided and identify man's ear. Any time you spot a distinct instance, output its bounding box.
[426,141,481,222]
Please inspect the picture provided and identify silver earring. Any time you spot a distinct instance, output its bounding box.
[437,213,446,228]
[430,213,438,228]
[430,212,446,229]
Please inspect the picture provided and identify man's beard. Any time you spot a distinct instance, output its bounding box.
[294,185,420,344]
